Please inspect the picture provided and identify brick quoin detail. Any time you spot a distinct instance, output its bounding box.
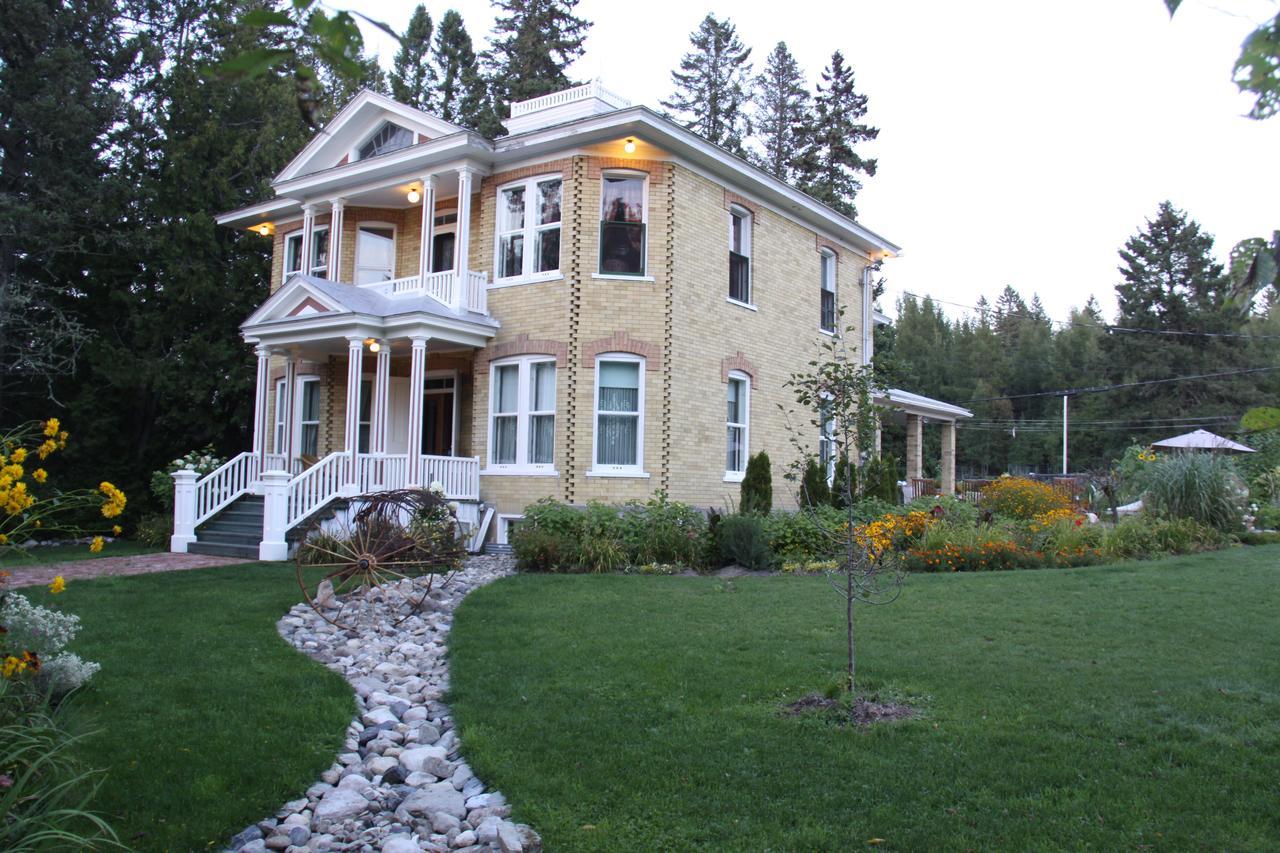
[581,332,661,370]
[721,352,759,389]
[584,158,668,184]
[723,190,761,215]
[474,333,568,368]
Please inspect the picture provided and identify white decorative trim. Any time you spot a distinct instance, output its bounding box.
[725,297,757,311]
[591,274,656,282]
[585,470,651,479]
[490,273,564,290]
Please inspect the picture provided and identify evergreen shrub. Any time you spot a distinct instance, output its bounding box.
[739,452,773,515]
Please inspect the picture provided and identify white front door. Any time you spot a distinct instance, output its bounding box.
[386,377,410,454]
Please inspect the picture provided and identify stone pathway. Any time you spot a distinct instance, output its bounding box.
[6,551,249,588]
[228,555,539,853]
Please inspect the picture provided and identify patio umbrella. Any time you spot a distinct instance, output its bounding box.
[1150,428,1256,453]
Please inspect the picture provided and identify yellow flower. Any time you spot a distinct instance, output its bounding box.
[10,448,26,464]
[98,481,126,518]
[2,656,23,678]
[48,575,66,595]
[89,536,104,553]
[37,439,57,460]
[112,525,122,536]
[0,533,8,545]
[43,418,60,437]
[31,468,47,484]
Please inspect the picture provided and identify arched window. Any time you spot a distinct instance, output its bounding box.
[357,122,414,160]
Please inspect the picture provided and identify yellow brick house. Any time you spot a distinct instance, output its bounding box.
[170,84,969,559]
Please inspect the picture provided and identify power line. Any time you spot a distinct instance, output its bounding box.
[895,291,1280,340]
[966,414,1235,426]
[959,422,1239,434]
[958,366,1280,404]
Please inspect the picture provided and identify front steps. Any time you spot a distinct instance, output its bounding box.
[187,495,263,559]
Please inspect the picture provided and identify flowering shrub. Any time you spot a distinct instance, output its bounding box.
[0,574,100,696]
[0,419,126,554]
[149,445,226,511]
[981,476,1072,520]
[853,510,932,559]
[901,540,1044,572]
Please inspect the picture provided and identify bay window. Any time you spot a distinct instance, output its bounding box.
[592,356,644,473]
[599,174,646,276]
[496,176,562,281]
[729,207,751,304]
[820,250,838,333]
[488,357,557,472]
[725,373,750,479]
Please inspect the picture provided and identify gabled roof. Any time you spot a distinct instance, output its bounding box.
[275,90,470,183]
[1151,429,1255,453]
[243,275,499,331]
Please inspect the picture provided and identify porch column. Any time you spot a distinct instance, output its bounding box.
[417,174,437,283]
[343,336,364,492]
[252,345,273,470]
[453,166,475,313]
[300,204,317,278]
[940,420,956,495]
[905,413,924,481]
[278,352,298,469]
[370,340,391,454]
[328,199,345,281]
[406,336,429,486]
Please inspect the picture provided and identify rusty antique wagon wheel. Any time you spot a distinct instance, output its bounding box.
[295,488,466,629]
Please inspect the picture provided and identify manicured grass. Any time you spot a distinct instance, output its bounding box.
[26,562,353,851]
[449,547,1280,851]
[0,539,159,567]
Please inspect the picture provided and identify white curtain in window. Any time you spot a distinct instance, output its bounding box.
[529,362,556,465]
[597,361,639,466]
[726,378,746,472]
[493,364,519,464]
[299,380,320,457]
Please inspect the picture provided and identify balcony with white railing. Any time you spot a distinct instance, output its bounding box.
[358,269,488,315]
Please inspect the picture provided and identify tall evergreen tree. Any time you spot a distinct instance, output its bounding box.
[432,9,500,135]
[486,0,591,122]
[752,41,810,180]
[661,14,753,153]
[796,51,878,218]
[390,5,435,110]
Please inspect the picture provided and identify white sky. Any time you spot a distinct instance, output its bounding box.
[354,0,1280,323]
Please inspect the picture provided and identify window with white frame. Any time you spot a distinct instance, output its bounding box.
[283,231,303,281]
[496,176,562,281]
[355,223,395,284]
[284,228,331,282]
[729,206,751,304]
[488,357,557,471]
[725,373,750,478]
[298,378,320,457]
[357,122,414,160]
[356,379,372,453]
[599,173,646,276]
[820,250,838,333]
[274,380,288,452]
[593,355,644,472]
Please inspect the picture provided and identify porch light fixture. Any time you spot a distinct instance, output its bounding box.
[623,138,637,154]
[406,187,421,204]
[253,223,272,236]
[369,341,381,353]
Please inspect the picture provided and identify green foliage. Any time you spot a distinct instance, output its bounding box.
[906,494,978,527]
[1232,11,1280,120]
[739,451,773,515]
[861,453,901,503]
[1100,515,1229,560]
[799,458,830,508]
[661,14,754,153]
[752,42,811,181]
[148,445,225,511]
[830,455,855,509]
[1241,407,1280,432]
[1142,453,1247,532]
[432,9,495,133]
[1252,504,1280,530]
[981,476,1072,520]
[134,513,171,549]
[716,514,772,570]
[795,50,878,218]
[764,507,845,563]
[390,5,435,110]
[486,0,591,120]
[621,493,708,567]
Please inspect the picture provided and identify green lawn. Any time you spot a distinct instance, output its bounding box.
[448,547,1280,851]
[0,539,159,567]
[27,562,353,851]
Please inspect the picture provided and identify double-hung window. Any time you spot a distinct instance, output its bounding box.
[496,176,562,281]
[592,356,644,473]
[729,207,751,304]
[820,250,838,333]
[298,378,320,458]
[725,373,750,480]
[488,357,557,471]
[599,174,646,276]
[273,380,288,452]
[356,379,372,453]
[283,228,330,282]
[283,231,304,282]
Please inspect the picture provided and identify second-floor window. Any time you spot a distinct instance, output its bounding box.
[820,250,837,333]
[496,177,562,281]
[283,226,329,282]
[599,174,646,276]
[729,207,751,304]
[355,224,395,284]
[489,356,557,471]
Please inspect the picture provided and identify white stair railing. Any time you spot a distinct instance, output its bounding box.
[284,451,348,531]
[421,455,480,500]
[192,452,260,527]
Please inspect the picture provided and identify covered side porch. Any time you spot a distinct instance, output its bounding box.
[874,388,973,501]
[170,275,498,560]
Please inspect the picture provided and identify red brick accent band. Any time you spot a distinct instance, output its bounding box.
[724,189,761,215]
[815,235,843,259]
[721,351,759,389]
[475,333,568,368]
[583,157,668,184]
[581,331,661,370]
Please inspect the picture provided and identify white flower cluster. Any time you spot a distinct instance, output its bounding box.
[168,448,226,477]
[1,593,101,693]
[428,481,446,496]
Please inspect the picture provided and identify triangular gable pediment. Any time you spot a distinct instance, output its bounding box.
[243,276,349,328]
[276,90,468,183]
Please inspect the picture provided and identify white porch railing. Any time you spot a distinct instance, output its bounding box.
[358,270,489,315]
[193,452,260,527]
[284,451,347,531]
[421,454,481,500]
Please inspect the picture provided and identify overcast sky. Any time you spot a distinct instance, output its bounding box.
[354,0,1280,323]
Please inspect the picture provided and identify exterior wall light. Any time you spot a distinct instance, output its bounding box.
[623,138,636,154]
[369,341,381,353]
[254,223,273,236]
[406,187,421,204]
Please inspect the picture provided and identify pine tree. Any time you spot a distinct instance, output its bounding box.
[486,0,591,121]
[390,5,435,110]
[661,14,753,153]
[797,51,878,218]
[752,41,810,179]
[740,451,773,515]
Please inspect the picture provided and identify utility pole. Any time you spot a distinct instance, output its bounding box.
[1061,394,1068,475]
